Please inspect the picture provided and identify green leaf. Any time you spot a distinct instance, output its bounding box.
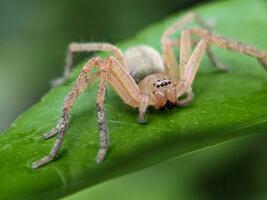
[63,133,267,200]
[1,0,267,199]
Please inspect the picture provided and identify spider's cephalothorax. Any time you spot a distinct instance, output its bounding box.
[124,45,178,109]
[32,12,267,169]
[138,72,177,109]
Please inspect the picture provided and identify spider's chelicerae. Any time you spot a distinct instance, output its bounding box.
[32,12,267,169]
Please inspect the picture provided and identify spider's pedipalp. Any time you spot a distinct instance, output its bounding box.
[177,88,193,107]
[138,95,149,124]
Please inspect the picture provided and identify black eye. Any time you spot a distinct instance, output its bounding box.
[156,85,160,88]
[164,82,168,86]
[160,83,164,87]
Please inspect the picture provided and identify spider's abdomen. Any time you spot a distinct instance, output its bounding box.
[124,45,165,83]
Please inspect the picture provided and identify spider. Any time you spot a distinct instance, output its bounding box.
[32,12,267,169]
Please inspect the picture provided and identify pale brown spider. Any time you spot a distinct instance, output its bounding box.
[32,12,267,169]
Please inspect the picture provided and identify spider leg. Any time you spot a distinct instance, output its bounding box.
[177,28,267,99]
[43,72,100,140]
[179,29,192,79]
[258,57,267,71]
[95,59,109,164]
[96,57,149,163]
[206,47,229,72]
[175,29,201,106]
[52,43,124,87]
[189,28,267,71]
[175,38,208,104]
[43,128,59,140]
[161,12,227,82]
[34,55,149,168]
[32,57,102,169]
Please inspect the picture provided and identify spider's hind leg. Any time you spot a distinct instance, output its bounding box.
[52,43,124,87]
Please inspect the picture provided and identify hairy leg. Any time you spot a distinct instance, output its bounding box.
[176,38,208,99]
[52,43,124,86]
[34,55,150,168]
[95,59,109,164]
[161,12,227,82]
[177,27,267,99]
[96,57,150,162]
[189,28,267,71]
[179,30,192,79]
[175,29,203,105]
[44,73,99,140]
[32,57,102,169]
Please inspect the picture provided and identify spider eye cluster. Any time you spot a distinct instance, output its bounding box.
[153,79,172,88]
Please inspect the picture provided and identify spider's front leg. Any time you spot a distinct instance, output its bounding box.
[33,55,149,169]
[95,59,110,164]
[161,12,228,82]
[175,28,267,103]
[32,57,102,169]
[189,28,267,71]
[174,36,209,105]
[95,57,150,162]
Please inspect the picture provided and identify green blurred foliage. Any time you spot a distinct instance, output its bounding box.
[64,133,267,200]
[0,0,206,132]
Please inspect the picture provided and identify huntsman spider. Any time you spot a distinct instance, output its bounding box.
[32,12,267,169]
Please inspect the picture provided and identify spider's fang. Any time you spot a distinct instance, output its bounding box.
[160,100,175,110]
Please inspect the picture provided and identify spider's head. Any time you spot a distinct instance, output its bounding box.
[138,73,177,109]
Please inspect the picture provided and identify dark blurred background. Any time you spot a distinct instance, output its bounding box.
[0,0,208,132]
